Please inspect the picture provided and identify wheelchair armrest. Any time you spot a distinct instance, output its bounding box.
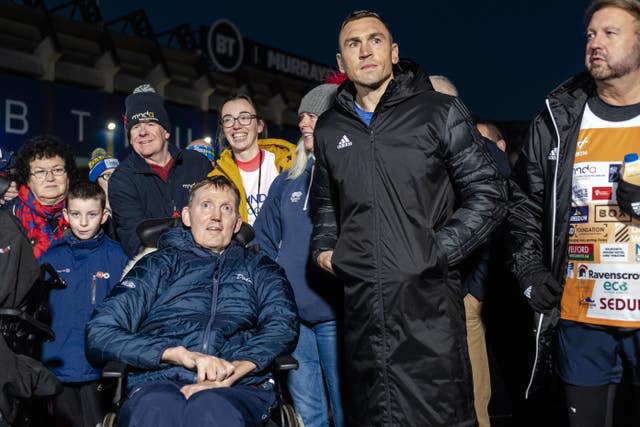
[102,361,128,379]
[0,308,55,341]
[273,355,298,372]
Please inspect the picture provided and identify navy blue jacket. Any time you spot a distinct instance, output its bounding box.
[40,231,128,382]
[254,158,339,323]
[108,145,212,257]
[86,228,299,389]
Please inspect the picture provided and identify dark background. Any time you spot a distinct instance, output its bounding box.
[101,0,590,121]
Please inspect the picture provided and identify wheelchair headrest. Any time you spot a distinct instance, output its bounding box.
[0,175,9,198]
[136,217,183,248]
[235,222,255,247]
[135,218,255,250]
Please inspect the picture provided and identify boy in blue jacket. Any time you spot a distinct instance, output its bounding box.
[40,181,128,427]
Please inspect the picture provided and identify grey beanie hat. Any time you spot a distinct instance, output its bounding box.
[298,83,338,116]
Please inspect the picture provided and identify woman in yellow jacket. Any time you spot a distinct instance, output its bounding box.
[209,94,295,224]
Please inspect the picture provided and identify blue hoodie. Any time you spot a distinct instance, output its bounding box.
[254,157,340,323]
[40,230,128,382]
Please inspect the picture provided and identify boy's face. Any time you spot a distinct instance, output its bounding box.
[63,198,107,240]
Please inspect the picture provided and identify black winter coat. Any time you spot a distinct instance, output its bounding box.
[311,61,508,426]
[510,72,596,397]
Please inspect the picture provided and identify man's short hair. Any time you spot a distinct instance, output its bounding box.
[477,121,505,144]
[68,180,106,210]
[188,176,241,212]
[339,10,393,45]
[586,0,640,26]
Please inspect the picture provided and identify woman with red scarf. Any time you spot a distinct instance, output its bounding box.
[9,136,77,258]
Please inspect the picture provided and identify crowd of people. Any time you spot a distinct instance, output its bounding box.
[2,1,640,426]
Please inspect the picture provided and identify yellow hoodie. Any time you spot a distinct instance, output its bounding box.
[208,138,296,222]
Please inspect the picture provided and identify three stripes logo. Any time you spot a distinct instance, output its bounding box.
[337,135,353,150]
[615,223,630,242]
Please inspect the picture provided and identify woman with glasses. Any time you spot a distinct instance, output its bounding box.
[209,94,295,225]
[8,135,78,258]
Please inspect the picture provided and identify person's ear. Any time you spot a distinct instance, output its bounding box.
[336,53,345,73]
[100,209,109,225]
[182,206,191,227]
[62,208,69,223]
[233,216,242,234]
[391,43,399,64]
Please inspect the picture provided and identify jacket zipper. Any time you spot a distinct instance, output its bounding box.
[369,127,392,422]
[202,254,223,354]
[91,275,97,305]
[525,98,562,399]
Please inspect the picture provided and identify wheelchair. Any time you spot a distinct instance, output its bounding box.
[101,355,303,427]
[0,209,65,426]
[99,217,304,427]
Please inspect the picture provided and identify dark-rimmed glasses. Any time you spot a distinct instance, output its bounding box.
[220,113,257,128]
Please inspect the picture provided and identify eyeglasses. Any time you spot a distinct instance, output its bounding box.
[220,113,257,128]
[30,167,66,181]
[99,172,114,182]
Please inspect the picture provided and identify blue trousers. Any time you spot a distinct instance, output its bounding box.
[118,381,276,427]
[288,320,344,427]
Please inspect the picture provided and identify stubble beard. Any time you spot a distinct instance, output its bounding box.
[588,43,640,81]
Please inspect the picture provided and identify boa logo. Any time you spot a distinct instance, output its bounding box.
[95,271,111,279]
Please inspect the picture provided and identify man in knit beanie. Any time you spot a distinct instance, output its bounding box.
[108,84,212,257]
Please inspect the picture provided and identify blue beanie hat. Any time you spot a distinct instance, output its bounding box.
[88,148,119,182]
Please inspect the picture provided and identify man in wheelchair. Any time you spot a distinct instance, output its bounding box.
[86,176,299,427]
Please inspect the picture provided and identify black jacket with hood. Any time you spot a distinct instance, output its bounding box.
[311,60,508,426]
[510,72,596,397]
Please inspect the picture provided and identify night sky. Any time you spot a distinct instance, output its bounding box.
[100,1,592,121]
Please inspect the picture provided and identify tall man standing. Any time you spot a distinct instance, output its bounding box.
[511,1,640,426]
[311,10,507,426]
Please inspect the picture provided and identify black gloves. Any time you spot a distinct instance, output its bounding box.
[523,271,563,314]
[616,179,640,219]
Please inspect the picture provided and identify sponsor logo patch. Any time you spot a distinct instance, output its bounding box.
[595,205,631,223]
[569,243,595,261]
[592,187,612,200]
[570,206,589,223]
[600,243,628,262]
[609,164,622,182]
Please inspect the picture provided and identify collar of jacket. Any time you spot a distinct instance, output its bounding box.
[335,59,434,115]
[52,228,106,255]
[546,72,595,127]
[127,143,184,175]
[209,138,295,222]
[157,226,242,258]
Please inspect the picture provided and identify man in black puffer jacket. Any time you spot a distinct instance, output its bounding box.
[310,10,508,427]
[87,176,299,427]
